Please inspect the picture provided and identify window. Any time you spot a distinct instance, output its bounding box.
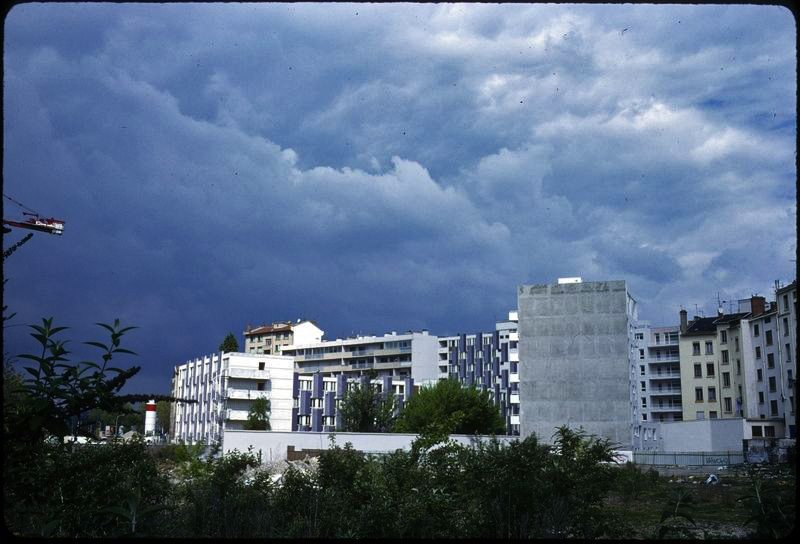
[736,359,741,375]
[724,397,733,413]
[770,400,778,416]
[709,411,718,419]
[257,382,265,391]
[258,362,265,370]
[767,353,774,368]
[786,344,792,362]
[640,365,645,376]
[696,411,705,420]
[641,397,647,408]
[723,372,731,388]
[755,346,761,359]
[754,324,760,337]
[735,337,740,352]
[759,391,765,404]
[655,333,660,343]
[721,350,729,364]
[635,332,644,340]
[768,376,776,392]
[706,363,715,377]
[693,342,701,356]
[720,330,727,343]
[765,330,773,346]
[783,318,790,336]
[694,364,702,378]
[641,381,646,391]
[784,294,790,311]
[639,348,645,360]
[708,387,716,402]
[642,413,647,421]
[757,369,763,381]
[764,425,776,437]
[695,387,704,402]
[752,425,763,437]
[705,341,714,355]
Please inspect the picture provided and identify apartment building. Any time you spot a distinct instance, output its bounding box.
[243,319,323,355]
[632,323,683,451]
[280,331,439,432]
[171,352,295,444]
[437,311,520,435]
[740,283,796,438]
[517,278,639,449]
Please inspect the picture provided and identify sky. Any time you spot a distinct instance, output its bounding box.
[3,3,796,395]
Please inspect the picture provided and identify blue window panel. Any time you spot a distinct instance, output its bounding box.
[501,369,509,389]
[492,358,500,376]
[324,391,335,416]
[467,348,474,364]
[311,408,322,432]
[501,343,509,363]
[459,359,466,379]
[336,374,347,399]
[475,332,483,347]
[404,377,414,399]
[291,407,298,432]
[467,370,474,386]
[484,370,492,386]
[383,376,392,398]
[292,373,300,398]
[510,360,518,373]
[494,384,501,405]
[476,360,483,376]
[335,411,343,430]
[299,390,311,416]
[312,373,324,398]
[483,344,492,363]
[493,331,500,347]
[459,334,466,352]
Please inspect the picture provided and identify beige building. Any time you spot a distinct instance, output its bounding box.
[243,319,324,355]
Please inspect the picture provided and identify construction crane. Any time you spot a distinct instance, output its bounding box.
[2,194,65,236]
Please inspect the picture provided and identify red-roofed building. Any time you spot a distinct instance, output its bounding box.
[243,319,324,355]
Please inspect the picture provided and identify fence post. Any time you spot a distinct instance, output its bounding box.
[674,452,677,465]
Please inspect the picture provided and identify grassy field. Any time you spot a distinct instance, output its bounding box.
[604,464,795,539]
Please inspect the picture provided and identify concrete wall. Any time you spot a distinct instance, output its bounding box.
[517,280,633,448]
[223,430,516,461]
[660,418,745,452]
[410,332,440,382]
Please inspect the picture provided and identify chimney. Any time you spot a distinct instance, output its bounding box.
[680,309,688,333]
[750,296,765,316]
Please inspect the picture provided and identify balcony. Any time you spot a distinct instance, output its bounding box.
[508,331,519,342]
[226,389,270,400]
[510,394,520,404]
[649,371,682,378]
[649,387,682,396]
[509,351,519,363]
[225,409,250,421]
[509,373,520,384]
[650,403,683,412]
[228,368,270,380]
[510,415,520,425]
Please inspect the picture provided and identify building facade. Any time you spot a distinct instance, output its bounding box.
[437,311,521,435]
[171,352,295,444]
[280,331,439,432]
[243,319,324,355]
[517,278,638,449]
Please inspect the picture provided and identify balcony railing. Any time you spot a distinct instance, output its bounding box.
[227,368,270,380]
[650,403,683,411]
[225,409,250,420]
[649,388,682,395]
[226,389,270,400]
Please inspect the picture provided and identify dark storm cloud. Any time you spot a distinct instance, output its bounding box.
[3,3,795,393]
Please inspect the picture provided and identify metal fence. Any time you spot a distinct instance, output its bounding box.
[633,451,745,466]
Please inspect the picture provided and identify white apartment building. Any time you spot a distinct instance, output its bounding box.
[281,331,439,432]
[171,352,295,444]
[437,311,520,435]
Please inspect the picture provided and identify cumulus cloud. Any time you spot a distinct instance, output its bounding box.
[2,3,795,392]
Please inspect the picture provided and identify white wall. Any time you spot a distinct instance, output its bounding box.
[293,321,324,345]
[660,417,745,452]
[223,430,516,461]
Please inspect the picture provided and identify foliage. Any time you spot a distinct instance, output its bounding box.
[4,437,171,537]
[338,382,397,432]
[394,378,505,435]
[657,487,697,538]
[156,400,172,434]
[243,397,272,431]
[218,332,239,353]
[736,469,795,538]
[613,461,661,503]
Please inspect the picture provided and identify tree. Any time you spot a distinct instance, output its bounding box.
[156,400,172,435]
[394,379,505,435]
[338,382,396,433]
[219,333,239,353]
[243,398,271,430]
